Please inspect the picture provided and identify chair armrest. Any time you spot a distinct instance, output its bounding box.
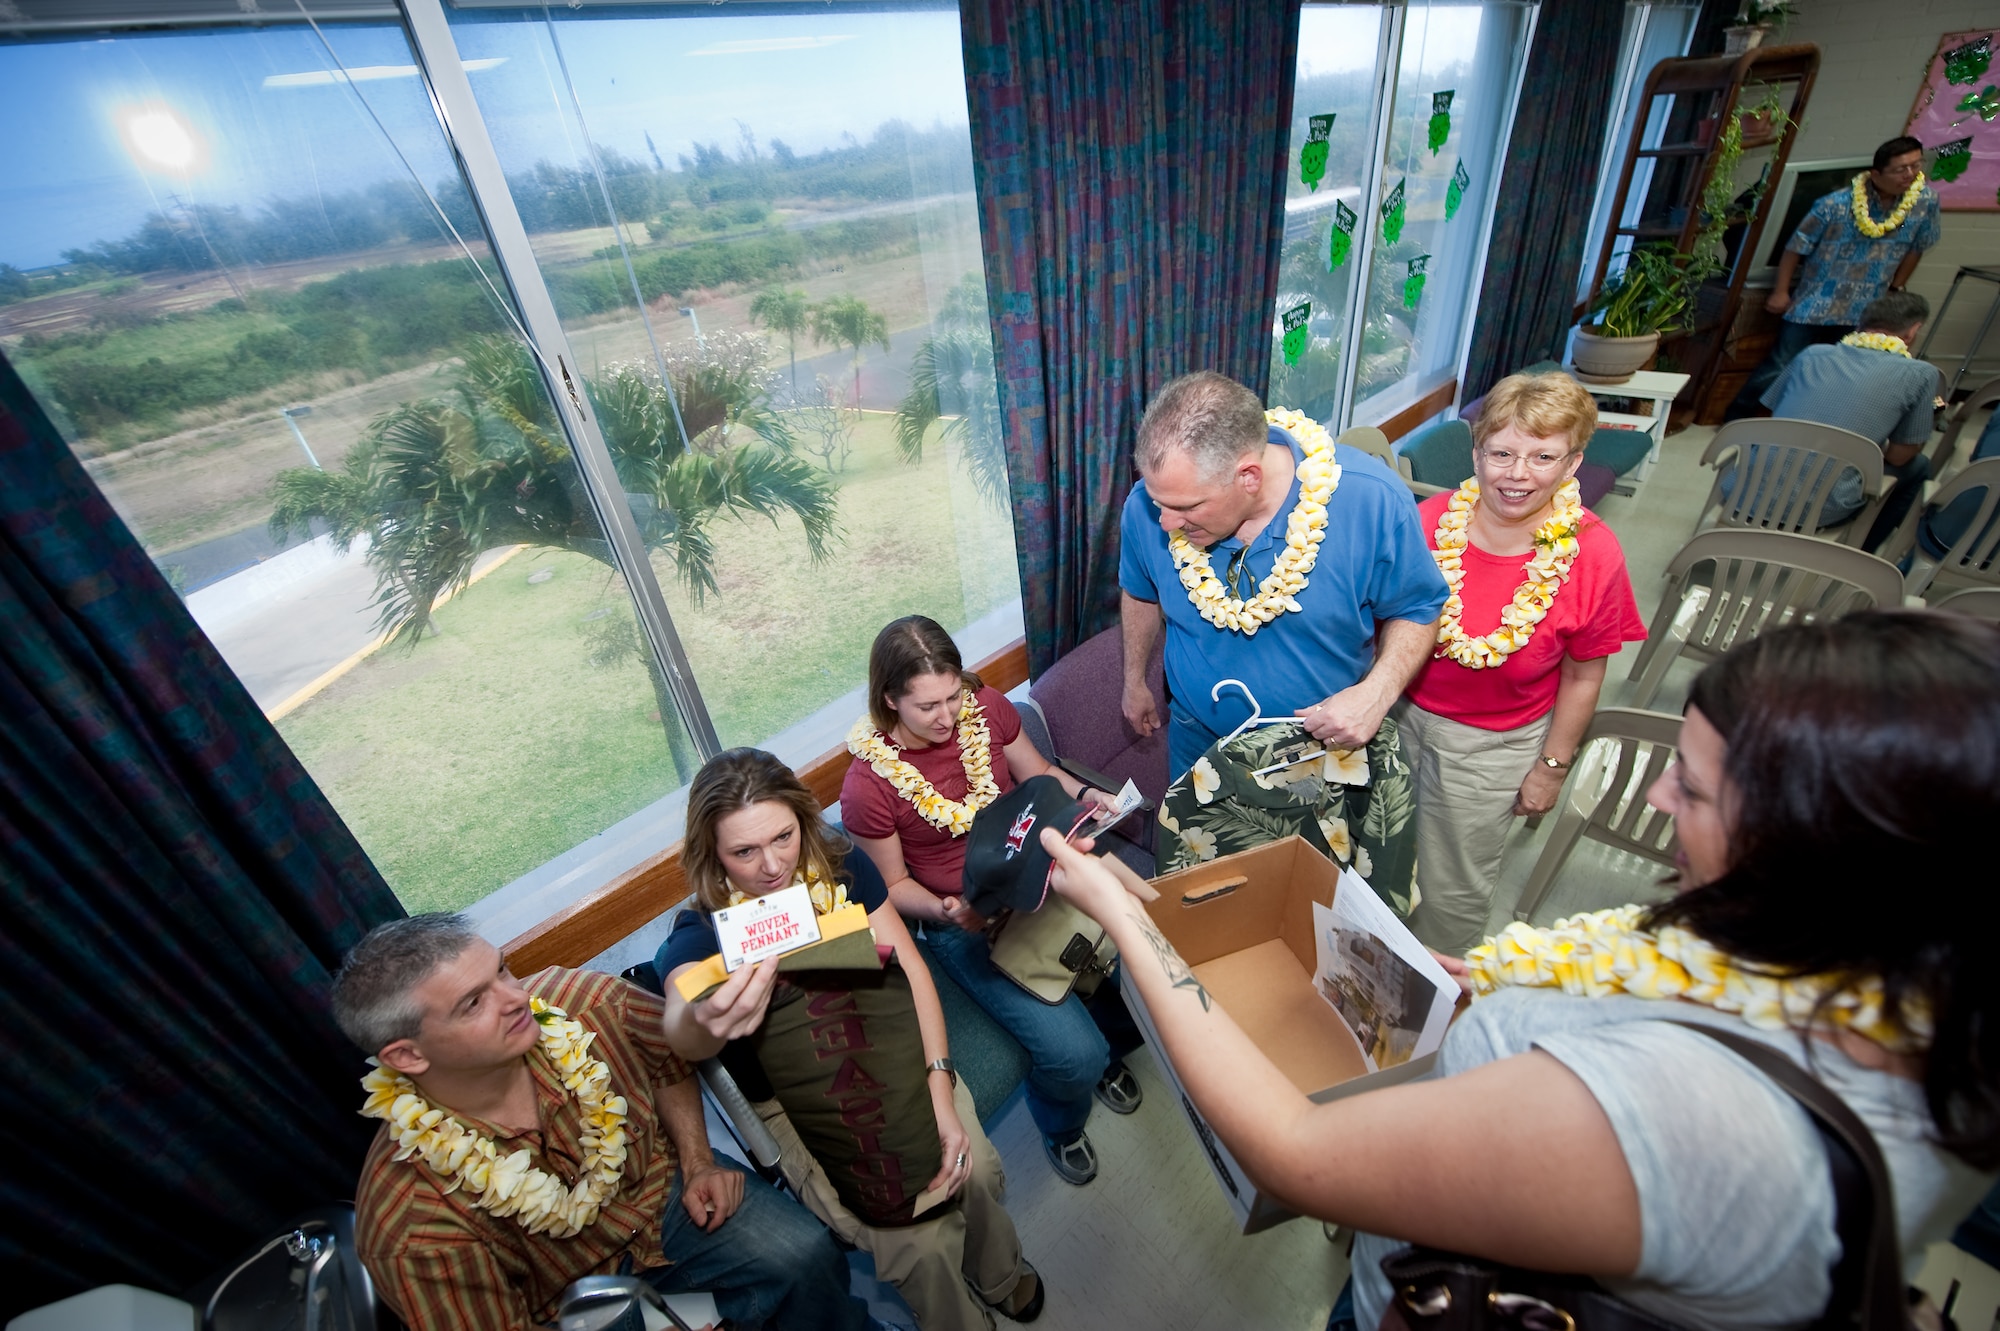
[697,1058,783,1178]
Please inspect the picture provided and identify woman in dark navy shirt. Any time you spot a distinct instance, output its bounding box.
[657,748,1042,1330]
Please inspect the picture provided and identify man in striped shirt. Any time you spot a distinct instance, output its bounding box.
[333,914,872,1331]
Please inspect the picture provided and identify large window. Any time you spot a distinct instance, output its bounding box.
[1269,0,1532,429]
[1353,1,1532,417]
[0,4,1018,925]
[1267,5,1389,421]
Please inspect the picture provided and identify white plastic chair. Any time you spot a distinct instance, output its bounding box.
[1340,424,1443,499]
[1899,458,2000,599]
[1929,586,2000,622]
[1928,374,2000,474]
[1626,529,1904,709]
[1698,418,1887,548]
[1512,707,1682,925]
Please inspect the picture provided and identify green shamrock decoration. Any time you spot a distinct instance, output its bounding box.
[1404,255,1429,311]
[1427,90,1455,156]
[1955,85,2000,124]
[1382,178,1407,245]
[1329,200,1358,271]
[1445,160,1470,222]
[1301,114,1335,191]
[1281,302,1312,366]
[1944,35,1992,86]
[1932,137,1974,183]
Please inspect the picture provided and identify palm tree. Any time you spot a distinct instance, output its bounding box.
[893,327,1008,507]
[808,294,890,406]
[270,334,840,776]
[748,287,811,398]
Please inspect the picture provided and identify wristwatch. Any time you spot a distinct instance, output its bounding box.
[1538,753,1573,771]
[927,1058,958,1087]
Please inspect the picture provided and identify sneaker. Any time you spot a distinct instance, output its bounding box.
[1092,1060,1142,1114]
[1042,1131,1098,1185]
[987,1261,1046,1323]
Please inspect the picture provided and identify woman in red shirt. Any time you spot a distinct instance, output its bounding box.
[1399,373,1646,955]
[840,616,1136,1187]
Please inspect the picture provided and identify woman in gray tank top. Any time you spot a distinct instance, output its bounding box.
[1045,610,1999,1331]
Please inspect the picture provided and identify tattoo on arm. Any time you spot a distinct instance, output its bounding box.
[1132,908,1211,1013]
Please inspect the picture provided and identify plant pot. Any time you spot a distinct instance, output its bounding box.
[1572,328,1661,385]
[1723,24,1768,55]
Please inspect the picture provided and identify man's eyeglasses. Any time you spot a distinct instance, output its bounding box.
[1223,545,1252,598]
[1477,445,1572,474]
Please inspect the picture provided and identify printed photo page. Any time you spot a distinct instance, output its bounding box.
[1311,867,1457,1072]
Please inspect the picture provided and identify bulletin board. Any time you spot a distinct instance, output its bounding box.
[1903,28,2000,211]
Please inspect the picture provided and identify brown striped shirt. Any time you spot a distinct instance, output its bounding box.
[355,968,692,1331]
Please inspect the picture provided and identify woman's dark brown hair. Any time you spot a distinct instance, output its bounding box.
[1646,609,2000,1167]
[683,749,851,912]
[866,615,983,734]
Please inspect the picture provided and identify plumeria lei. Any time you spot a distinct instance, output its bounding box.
[1468,906,1927,1053]
[1840,331,1912,358]
[1850,171,1926,239]
[1167,408,1341,635]
[1431,477,1584,669]
[728,869,850,916]
[359,998,629,1238]
[847,693,999,836]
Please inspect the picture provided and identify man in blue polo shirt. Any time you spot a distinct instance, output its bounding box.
[1118,371,1448,779]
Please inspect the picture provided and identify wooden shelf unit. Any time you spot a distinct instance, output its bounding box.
[1584,45,1819,426]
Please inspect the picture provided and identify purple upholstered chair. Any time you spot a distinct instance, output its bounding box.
[1012,626,1169,874]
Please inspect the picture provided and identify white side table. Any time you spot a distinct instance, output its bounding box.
[1563,367,1690,495]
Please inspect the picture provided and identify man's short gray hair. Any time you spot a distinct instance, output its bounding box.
[1135,372,1268,482]
[331,913,482,1054]
[1860,289,1929,333]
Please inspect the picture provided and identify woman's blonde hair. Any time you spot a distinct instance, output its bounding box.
[1471,372,1599,454]
[683,748,850,911]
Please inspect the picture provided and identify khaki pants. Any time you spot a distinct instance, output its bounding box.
[754,1080,1024,1331]
[1397,699,1551,957]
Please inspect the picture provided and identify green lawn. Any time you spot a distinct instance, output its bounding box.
[278,413,1019,914]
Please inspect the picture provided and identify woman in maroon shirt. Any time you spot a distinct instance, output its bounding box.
[1398,374,1646,957]
[840,615,1137,1186]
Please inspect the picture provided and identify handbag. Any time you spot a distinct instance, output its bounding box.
[986,893,1118,1005]
[1379,1022,1910,1331]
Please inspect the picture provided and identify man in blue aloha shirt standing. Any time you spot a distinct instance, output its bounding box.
[1726,135,1941,421]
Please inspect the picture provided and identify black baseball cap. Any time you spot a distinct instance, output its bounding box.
[961,775,1095,917]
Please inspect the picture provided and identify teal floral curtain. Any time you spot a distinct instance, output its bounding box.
[962,0,1304,675]
[0,350,403,1314]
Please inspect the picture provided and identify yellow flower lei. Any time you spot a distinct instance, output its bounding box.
[1166,408,1341,636]
[727,869,850,916]
[1431,477,1584,670]
[1840,331,1912,358]
[846,693,999,836]
[1849,171,1926,240]
[1468,906,1927,1053]
[359,998,629,1238]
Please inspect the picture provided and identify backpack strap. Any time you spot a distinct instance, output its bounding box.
[1667,1022,1905,1331]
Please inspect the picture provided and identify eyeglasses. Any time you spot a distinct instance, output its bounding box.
[1477,446,1572,474]
[1223,545,1252,598]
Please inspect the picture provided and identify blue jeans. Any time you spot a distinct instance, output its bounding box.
[917,922,1109,1142]
[649,1160,869,1331]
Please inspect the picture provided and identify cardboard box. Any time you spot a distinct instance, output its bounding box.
[1121,836,1454,1233]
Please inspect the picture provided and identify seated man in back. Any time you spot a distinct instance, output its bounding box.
[1758,289,1941,551]
[332,913,873,1331]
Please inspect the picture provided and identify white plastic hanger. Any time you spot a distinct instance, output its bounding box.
[1210,678,1331,778]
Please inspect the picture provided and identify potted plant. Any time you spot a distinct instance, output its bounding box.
[1723,0,1799,55]
[1573,244,1700,383]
